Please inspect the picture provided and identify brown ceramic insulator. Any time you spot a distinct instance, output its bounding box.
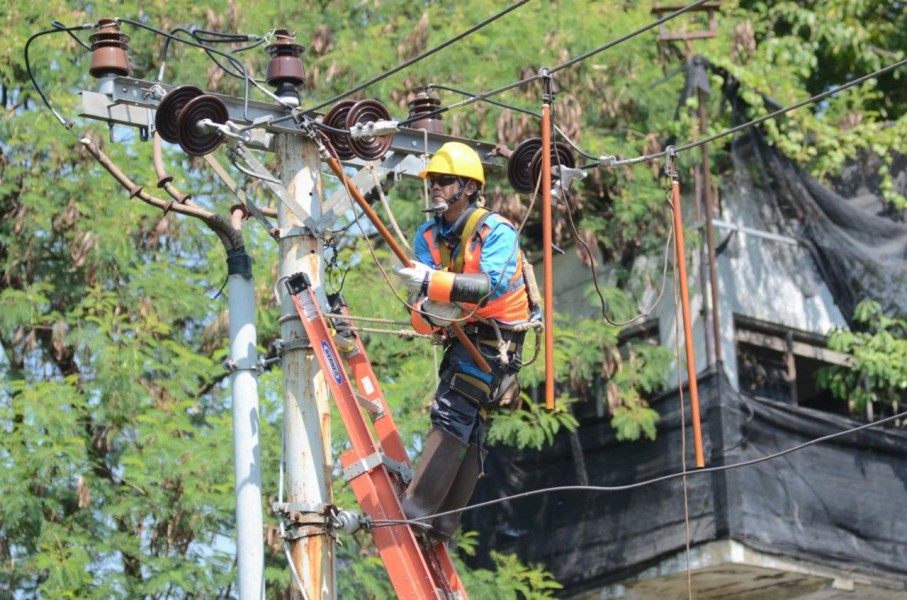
[529,141,575,192]
[322,100,357,161]
[89,18,131,78]
[175,95,229,156]
[346,99,392,161]
[507,137,543,193]
[406,88,444,134]
[265,29,306,87]
[155,86,204,144]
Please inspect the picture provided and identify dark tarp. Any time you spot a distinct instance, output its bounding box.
[462,373,907,597]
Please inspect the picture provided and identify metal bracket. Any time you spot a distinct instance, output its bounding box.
[341,451,414,484]
[229,144,320,233]
[342,452,384,482]
[355,393,385,418]
[202,153,278,237]
[85,77,505,171]
[319,155,405,232]
[382,455,415,485]
[222,358,262,375]
[272,501,327,515]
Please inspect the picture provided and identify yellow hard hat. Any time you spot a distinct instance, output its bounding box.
[419,142,485,185]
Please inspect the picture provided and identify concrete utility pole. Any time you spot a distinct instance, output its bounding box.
[227,210,266,600]
[275,134,335,598]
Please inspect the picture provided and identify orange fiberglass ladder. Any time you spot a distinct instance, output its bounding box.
[286,272,468,600]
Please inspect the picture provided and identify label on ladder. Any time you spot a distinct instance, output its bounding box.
[285,272,467,599]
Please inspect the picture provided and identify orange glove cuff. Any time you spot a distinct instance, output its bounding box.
[427,270,456,303]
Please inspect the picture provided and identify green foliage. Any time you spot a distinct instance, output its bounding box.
[463,550,563,600]
[817,300,907,416]
[486,395,579,451]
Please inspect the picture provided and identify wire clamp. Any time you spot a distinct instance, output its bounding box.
[539,67,555,104]
[665,145,678,181]
[598,155,617,169]
[552,165,587,203]
[349,120,399,139]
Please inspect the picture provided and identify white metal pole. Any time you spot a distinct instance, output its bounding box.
[276,133,335,599]
[226,234,266,599]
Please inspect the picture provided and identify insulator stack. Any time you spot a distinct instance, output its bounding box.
[530,141,575,190]
[155,86,228,156]
[155,86,204,144]
[346,99,393,160]
[322,100,357,161]
[405,87,444,134]
[322,99,393,161]
[89,18,131,79]
[507,137,575,194]
[507,138,543,193]
[175,95,229,156]
[265,29,306,106]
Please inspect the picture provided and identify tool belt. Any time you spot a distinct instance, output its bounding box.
[462,322,525,354]
[441,323,525,418]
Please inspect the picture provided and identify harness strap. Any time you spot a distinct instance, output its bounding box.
[437,207,491,272]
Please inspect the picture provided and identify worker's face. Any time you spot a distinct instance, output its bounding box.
[428,175,476,224]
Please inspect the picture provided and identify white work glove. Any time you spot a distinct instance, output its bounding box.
[420,299,463,327]
[393,261,434,292]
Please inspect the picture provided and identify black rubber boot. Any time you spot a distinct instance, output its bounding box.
[401,427,468,533]
[429,444,487,542]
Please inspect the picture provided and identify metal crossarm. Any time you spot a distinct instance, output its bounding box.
[285,273,467,599]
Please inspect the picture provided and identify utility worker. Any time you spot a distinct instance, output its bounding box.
[395,141,532,542]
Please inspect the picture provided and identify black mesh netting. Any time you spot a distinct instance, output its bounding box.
[714,55,907,324]
[462,373,907,596]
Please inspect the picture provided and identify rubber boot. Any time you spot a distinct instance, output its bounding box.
[430,444,488,542]
[401,427,468,532]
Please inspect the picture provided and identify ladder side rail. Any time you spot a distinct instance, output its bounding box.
[331,304,470,599]
[333,303,412,470]
[286,275,446,598]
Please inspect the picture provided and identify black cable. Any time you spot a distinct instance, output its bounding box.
[551,0,710,75]
[24,24,95,127]
[117,18,258,120]
[673,55,907,155]
[400,0,712,127]
[308,0,531,114]
[51,20,91,51]
[427,83,541,118]
[606,55,907,168]
[371,408,907,526]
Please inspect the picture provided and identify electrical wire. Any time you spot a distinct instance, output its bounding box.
[370,407,907,526]
[307,0,531,114]
[24,24,96,127]
[604,55,907,169]
[426,82,600,160]
[400,0,712,126]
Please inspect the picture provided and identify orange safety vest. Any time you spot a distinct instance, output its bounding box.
[420,209,530,325]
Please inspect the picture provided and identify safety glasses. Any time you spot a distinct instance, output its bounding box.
[428,175,460,187]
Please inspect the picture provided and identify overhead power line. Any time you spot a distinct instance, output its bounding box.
[370,407,907,527]
[401,0,712,126]
[307,0,531,114]
[604,55,907,169]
